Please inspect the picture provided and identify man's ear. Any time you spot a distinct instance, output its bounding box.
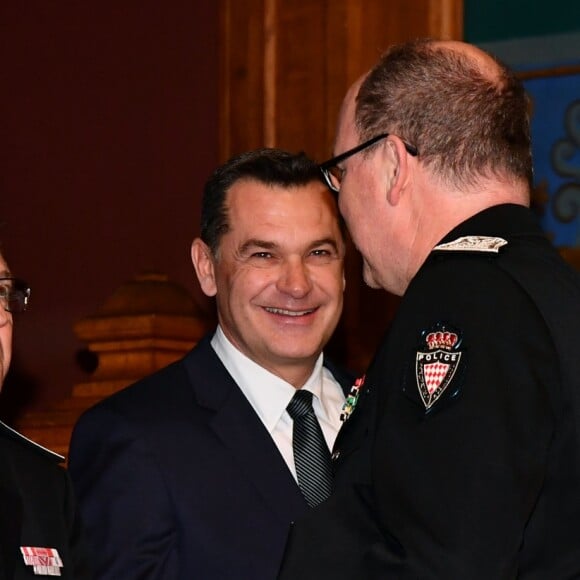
[191,238,217,297]
[383,136,411,207]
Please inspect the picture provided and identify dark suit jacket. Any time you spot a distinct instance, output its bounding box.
[279,204,580,579]
[69,334,352,579]
[0,422,91,580]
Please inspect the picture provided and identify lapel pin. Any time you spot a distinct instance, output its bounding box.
[340,375,366,422]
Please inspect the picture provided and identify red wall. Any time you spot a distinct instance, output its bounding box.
[0,2,219,414]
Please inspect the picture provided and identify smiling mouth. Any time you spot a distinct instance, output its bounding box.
[264,307,316,317]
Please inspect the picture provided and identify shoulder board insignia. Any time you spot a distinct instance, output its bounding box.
[0,420,65,462]
[433,235,508,253]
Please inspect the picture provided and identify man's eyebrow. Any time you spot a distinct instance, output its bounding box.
[309,238,340,252]
[239,238,341,254]
[0,269,11,278]
[239,239,278,254]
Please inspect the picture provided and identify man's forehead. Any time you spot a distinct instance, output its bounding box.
[227,179,331,206]
[334,83,361,154]
[224,184,342,241]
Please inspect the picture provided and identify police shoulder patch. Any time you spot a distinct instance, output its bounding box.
[415,323,464,411]
[433,235,508,253]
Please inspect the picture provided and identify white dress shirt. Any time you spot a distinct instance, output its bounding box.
[211,326,346,481]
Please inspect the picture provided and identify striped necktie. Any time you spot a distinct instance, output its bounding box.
[286,389,333,507]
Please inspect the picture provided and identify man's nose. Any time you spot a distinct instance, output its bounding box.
[276,259,313,297]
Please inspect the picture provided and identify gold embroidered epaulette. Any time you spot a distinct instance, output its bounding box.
[433,235,508,253]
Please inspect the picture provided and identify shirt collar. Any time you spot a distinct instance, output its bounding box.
[211,326,325,433]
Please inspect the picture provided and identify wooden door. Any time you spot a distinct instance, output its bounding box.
[219,0,463,371]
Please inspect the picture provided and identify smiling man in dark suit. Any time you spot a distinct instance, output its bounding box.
[0,251,91,580]
[68,148,351,579]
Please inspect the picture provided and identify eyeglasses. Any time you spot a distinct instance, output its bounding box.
[0,278,31,313]
[319,132,419,194]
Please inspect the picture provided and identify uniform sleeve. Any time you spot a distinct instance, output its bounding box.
[68,405,178,579]
[367,259,558,578]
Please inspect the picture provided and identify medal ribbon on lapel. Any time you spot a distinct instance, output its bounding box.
[340,375,365,422]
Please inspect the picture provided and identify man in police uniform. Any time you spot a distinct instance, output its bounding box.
[279,39,580,578]
[0,251,91,579]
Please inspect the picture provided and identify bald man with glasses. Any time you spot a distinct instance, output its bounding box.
[280,38,580,579]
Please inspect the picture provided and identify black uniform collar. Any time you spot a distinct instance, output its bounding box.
[436,204,544,246]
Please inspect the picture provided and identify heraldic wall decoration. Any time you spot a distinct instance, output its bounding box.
[523,66,580,252]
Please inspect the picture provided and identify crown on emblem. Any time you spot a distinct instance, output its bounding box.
[426,331,458,350]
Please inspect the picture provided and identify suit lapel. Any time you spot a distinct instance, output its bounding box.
[184,337,309,524]
[323,358,355,397]
[210,389,309,523]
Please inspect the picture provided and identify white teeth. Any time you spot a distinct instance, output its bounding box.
[265,307,314,317]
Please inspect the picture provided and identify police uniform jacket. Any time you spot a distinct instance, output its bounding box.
[0,422,91,579]
[279,203,580,579]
